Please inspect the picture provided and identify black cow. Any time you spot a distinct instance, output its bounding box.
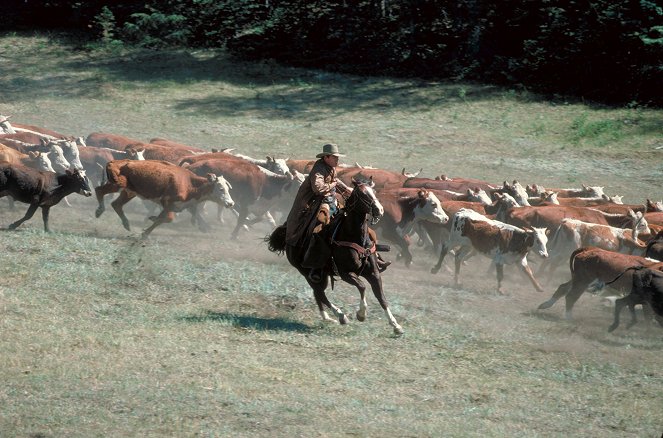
[0,161,92,231]
[644,230,663,261]
[606,266,663,332]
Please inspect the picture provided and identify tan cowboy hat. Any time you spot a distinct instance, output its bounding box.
[316,143,345,158]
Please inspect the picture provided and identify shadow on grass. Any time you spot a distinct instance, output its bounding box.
[179,310,314,333]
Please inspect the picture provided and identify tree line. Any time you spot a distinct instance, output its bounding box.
[4,0,662,105]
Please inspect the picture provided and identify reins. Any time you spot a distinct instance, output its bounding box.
[330,185,377,265]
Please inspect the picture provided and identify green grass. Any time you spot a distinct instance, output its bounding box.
[1,31,663,437]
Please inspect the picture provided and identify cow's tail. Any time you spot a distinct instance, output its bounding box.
[604,265,643,286]
[265,223,287,254]
[568,247,588,274]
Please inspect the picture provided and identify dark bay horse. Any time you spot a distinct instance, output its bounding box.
[266,177,404,335]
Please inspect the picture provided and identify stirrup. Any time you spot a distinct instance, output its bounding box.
[375,243,390,252]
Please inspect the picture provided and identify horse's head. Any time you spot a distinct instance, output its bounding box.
[349,176,384,224]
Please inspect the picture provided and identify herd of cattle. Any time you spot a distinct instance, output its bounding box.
[1,115,662,334]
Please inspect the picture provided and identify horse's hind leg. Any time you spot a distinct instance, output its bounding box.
[308,277,349,325]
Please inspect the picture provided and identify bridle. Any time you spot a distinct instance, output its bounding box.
[344,182,382,225]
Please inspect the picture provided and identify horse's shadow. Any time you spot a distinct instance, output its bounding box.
[179,310,314,333]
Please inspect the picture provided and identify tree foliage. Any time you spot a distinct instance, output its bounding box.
[2,0,661,105]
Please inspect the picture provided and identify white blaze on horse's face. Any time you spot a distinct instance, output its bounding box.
[364,184,384,222]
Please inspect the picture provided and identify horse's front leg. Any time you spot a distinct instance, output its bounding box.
[363,255,404,335]
[338,271,368,322]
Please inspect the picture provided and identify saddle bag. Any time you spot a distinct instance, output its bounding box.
[302,233,332,269]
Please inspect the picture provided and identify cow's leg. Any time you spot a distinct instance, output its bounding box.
[622,295,642,329]
[41,206,51,232]
[431,242,450,274]
[94,182,120,218]
[538,280,573,310]
[8,203,39,230]
[188,205,210,232]
[452,246,472,288]
[338,271,368,322]
[608,297,628,332]
[381,226,412,267]
[362,258,403,335]
[110,190,136,231]
[519,258,545,292]
[562,281,591,320]
[142,208,175,238]
[231,205,249,239]
[496,263,505,294]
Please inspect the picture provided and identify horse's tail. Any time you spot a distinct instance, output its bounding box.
[265,223,287,254]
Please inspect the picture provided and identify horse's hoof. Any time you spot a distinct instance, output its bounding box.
[356,311,366,322]
[339,314,349,325]
[431,266,440,274]
[393,326,404,335]
[95,208,104,218]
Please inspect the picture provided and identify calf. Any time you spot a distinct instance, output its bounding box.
[605,266,663,332]
[95,160,234,237]
[0,162,92,231]
[537,246,663,320]
[431,208,549,294]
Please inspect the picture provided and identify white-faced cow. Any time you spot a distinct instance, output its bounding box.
[0,161,92,231]
[94,160,234,238]
[373,187,449,266]
[431,208,549,294]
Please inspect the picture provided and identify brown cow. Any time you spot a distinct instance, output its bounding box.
[526,183,605,199]
[431,208,549,294]
[94,160,234,237]
[124,142,203,164]
[85,132,145,150]
[497,203,640,231]
[537,246,663,320]
[183,158,298,239]
[402,174,497,193]
[149,137,207,153]
[0,161,92,231]
[537,216,651,279]
[78,146,145,185]
[373,187,449,266]
[0,143,54,172]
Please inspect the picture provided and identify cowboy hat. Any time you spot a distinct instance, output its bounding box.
[316,143,345,158]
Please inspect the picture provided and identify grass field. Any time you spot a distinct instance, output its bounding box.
[1,31,662,437]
